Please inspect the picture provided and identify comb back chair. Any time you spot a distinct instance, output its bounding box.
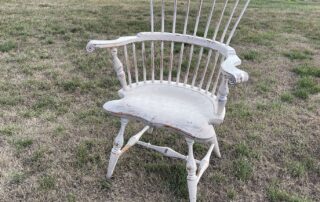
[86,0,250,201]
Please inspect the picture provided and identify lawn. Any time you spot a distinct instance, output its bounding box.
[0,0,319,201]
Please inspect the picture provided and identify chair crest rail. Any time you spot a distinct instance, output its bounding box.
[86,32,235,58]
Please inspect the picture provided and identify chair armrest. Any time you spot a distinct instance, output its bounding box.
[86,36,139,52]
[221,55,249,84]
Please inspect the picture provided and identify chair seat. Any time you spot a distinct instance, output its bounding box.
[103,83,225,140]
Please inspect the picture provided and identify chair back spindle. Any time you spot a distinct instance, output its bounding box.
[123,45,132,87]
[160,0,165,82]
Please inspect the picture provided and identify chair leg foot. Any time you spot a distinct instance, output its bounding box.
[187,177,198,202]
[186,138,198,202]
[106,149,121,179]
[106,118,128,179]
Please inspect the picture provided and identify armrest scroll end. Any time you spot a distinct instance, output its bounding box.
[86,41,96,53]
[222,55,249,85]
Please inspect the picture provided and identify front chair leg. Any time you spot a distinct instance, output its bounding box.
[106,118,128,179]
[186,138,198,202]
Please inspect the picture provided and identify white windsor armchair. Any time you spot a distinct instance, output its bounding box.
[86,0,250,201]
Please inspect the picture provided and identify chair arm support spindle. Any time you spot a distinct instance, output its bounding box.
[216,55,249,115]
[111,48,128,90]
[217,73,229,115]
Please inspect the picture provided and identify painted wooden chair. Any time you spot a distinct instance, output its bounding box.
[86,0,250,201]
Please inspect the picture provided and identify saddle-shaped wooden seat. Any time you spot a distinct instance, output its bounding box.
[104,82,224,141]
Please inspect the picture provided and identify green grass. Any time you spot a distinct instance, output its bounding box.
[234,142,259,159]
[10,172,27,184]
[30,148,46,163]
[227,188,237,200]
[286,157,318,178]
[59,79,82,92]
[267,183,311,202]
[233,158,253,181]
[239,30,276,46]
[284,50,313,60]
[210,172,226,185]
[256,101,280,112]
[293,77,320,99]
[32,96,59,111]
[0,125,18,136]
[14,138,33,150]
[280,92,294,103]
[32,95,70,115]
[255,80,275,93]
[67,193,76,202]
[99,179,111,190]
[289,64,320,100]
[38,175,55,190]
[0,95,23,106]
[242,50,260,61]
[293,64,320,77]
[75,141,101,168]
[229,102,252,120]
[0,41,16,52]
[287,161,306,177]
[52,125,66,136]
[144,163,188,199]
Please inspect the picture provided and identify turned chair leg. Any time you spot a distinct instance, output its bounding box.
[212,128,221,158]
[186,138,198,202]
[106,118,128,179]
[212,136,221,158]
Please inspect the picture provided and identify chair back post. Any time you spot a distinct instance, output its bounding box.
[111,48,128,90]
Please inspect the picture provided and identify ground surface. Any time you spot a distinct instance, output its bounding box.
[0,0,320,201]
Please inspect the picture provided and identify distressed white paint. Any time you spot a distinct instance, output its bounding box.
[137,140,201,164]
[87,32,236,60]
[111,48,127,90]
[186,138,197,202]
[104,83,225,140]
[196,143,214,182]
[121,126,149,153]
[160,0,165,82]
[87,1,251,201]
[106,118,128,179]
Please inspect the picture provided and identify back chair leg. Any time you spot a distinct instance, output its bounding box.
[106,118,128,179]
[186,138,198,202]
[212,129,221,158]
